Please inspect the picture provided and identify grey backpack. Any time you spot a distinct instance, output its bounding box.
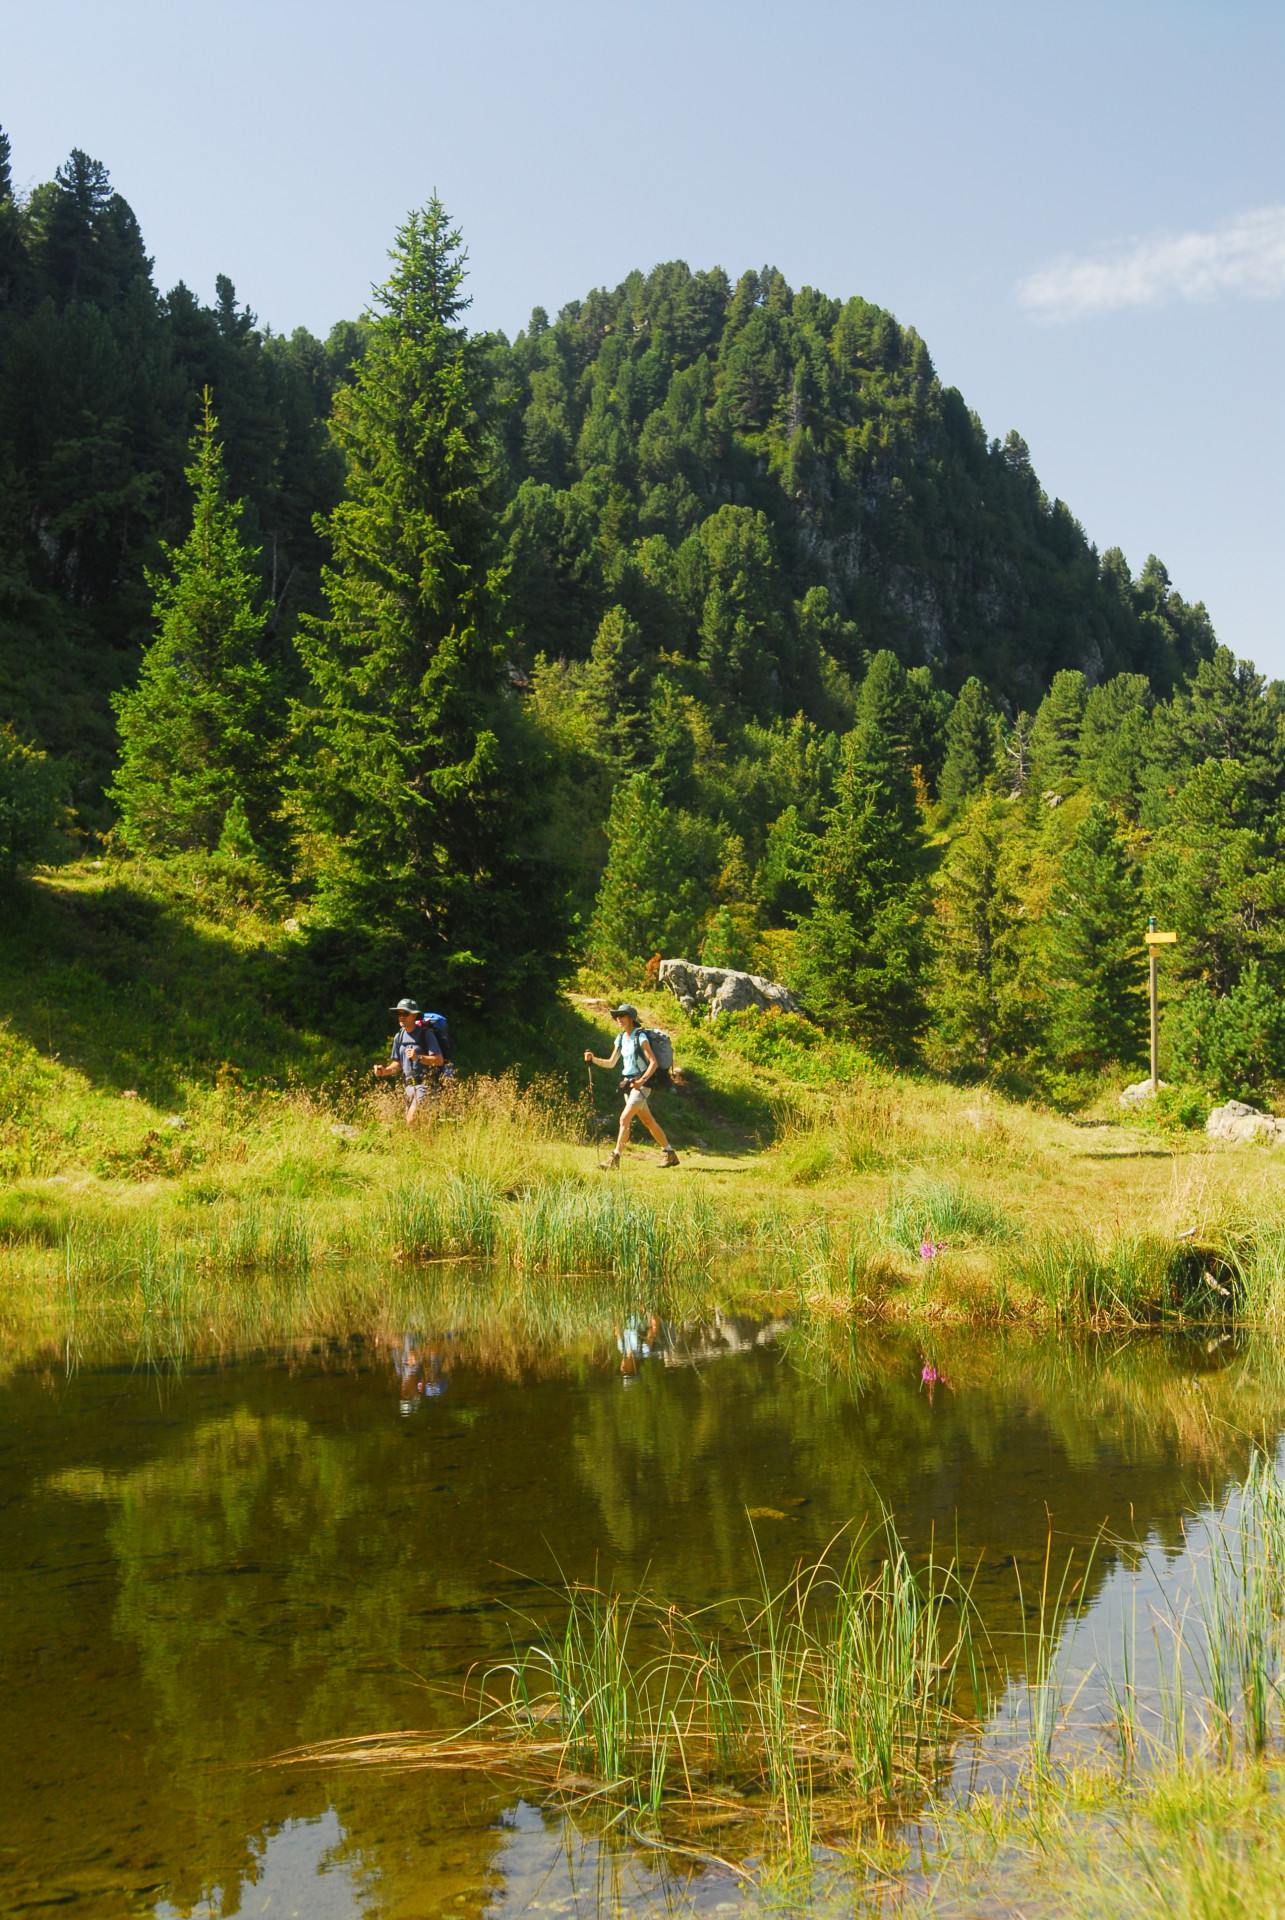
[643,1028,675,1084]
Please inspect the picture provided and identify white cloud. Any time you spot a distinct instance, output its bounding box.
[1017,206,1285,321]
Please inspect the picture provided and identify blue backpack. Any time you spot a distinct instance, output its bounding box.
[414,1012,454,1066]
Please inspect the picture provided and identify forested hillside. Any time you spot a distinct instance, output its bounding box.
[3,132,1284,1103]
[0,135,364,819]
[492,268,1215,707]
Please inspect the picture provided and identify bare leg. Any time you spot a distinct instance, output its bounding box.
[636,1105,670,1151]
[617,1096,669,1155]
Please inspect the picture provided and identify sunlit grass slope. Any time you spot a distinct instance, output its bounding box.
[3,857,1285,1341]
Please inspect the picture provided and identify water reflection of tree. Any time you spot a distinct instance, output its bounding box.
[8,1322,1285,1913]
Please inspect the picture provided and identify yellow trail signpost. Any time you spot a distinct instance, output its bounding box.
[1144,916,1179,1094]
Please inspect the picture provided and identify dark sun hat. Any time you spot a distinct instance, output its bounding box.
[390,998,421,1015]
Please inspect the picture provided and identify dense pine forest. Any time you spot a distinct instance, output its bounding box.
[3,131,1283,1102]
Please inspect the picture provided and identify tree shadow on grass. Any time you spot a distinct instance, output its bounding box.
[0,871,663,1115]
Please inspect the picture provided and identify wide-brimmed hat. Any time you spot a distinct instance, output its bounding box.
[609,1003,639,1022]
[390,998,420,1015]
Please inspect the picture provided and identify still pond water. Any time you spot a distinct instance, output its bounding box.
[2,1288,1276,1917]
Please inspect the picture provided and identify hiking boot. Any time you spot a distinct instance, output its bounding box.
[603,1150,621,1170]
[658,1148,680,1168]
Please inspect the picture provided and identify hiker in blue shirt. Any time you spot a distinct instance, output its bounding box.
[373,998,443,1126]
[584,1003,680,1170]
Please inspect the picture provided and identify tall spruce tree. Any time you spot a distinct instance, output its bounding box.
[580,605,651,767]
[1029,670,1087,800]
[587,773,696,977]
[792,714,929,1057]
[294,200,566,1004]
[1077,673,1153,815]
[1044,802,1146,1070]
[109,396,279,853]
[939,677,996,813]
[929,795,1032,1071]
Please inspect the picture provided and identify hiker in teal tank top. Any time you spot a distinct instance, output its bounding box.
[584,1004,680,1171]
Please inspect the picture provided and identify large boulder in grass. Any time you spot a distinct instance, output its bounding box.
[1206,1100,1285,1146]
[659,958,800,1022]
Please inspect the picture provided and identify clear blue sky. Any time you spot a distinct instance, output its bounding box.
[7,0,1283,674]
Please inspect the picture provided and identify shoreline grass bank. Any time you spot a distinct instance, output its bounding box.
[4,1060,1285,1346]
[5,859,1285,1345]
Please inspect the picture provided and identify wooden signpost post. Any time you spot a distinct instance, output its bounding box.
[1144,915,1179,1094]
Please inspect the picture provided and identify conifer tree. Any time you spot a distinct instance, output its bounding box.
[939,677,996,813]
[792,720,929,1057]
[853,650,917,768]
[110,395,279,853]
[1029,670,1087,800]
[1077,673,1153,815]
[580,606,651,767]
[929,795,1032,1070]
[1143,758,1285,994]
[294,200,566,1004]
[1043,802,1146,1070]
[587,773,694,977]
[1146,647,1285,812]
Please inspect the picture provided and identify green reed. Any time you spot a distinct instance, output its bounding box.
[472,1514,982,1874]
[818,1523,977,1801]
[876,1178,1018,1258]
[1002,1229,1205,1322]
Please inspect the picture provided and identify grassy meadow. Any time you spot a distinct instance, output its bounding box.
[4,857,1285,1351]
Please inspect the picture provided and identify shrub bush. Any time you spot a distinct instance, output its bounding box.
[0,726,69,871]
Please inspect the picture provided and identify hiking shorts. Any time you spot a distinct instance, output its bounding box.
[404,1082,433,1108]
[621,1084,652,1116]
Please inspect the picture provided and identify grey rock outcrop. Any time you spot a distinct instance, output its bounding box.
[1119,1078,1170,1108]
[1205,1100,1285,1146]
[659,958,800,1022]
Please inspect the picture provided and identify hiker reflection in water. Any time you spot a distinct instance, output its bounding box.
[584,1003,679,1169]
[391,1333,450,1415]
[615,1311,664,1382]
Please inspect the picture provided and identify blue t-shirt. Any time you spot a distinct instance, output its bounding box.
[390,1025,441,1084]
[619,1027,650,1083]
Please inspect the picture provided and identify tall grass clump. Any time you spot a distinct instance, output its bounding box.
[373,1174,719,1282]
[1005,1230,1216,1323]
[278,1517,980,1870]
[1230,1212,1285,1326]
[876,1178,1018,1257]
[1191,1453,1285,1759]
[819,1524,978,1801]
